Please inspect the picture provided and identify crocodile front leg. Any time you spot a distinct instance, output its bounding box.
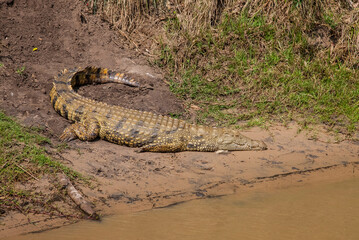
[60,117,100,142]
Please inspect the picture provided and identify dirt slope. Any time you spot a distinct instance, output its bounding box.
[0,0,358,238]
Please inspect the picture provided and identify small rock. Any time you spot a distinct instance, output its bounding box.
[216,150,229,154]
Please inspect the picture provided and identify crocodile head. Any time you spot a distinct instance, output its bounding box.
[216,130,267,151]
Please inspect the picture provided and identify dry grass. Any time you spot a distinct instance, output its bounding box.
[86,0,167,32]
[162,0,359,69]
[87,0,359,66]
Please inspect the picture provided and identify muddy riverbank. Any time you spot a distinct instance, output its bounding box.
[0,0,358,238]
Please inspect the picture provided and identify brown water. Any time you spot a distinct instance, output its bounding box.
[11,177,359,240]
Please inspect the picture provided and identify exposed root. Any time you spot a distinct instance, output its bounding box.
[58,174,100,220]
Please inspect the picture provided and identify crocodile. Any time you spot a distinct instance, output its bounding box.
[50,66,267,152]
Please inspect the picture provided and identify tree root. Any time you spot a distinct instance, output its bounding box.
[58,174,100,220]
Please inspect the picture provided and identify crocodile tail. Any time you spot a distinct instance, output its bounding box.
[70,66,140,88]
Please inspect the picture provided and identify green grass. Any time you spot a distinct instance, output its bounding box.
[0,111,82,214]
[15,66,26,75]
[155,10,359,134]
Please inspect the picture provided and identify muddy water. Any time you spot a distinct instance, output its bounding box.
[12,178,359,240]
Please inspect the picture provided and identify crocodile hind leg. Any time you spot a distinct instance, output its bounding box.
[60,118,100,142]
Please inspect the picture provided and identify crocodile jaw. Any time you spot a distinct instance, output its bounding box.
[218,140,267,151]
[216,134,267,151]
[247,139,267,150]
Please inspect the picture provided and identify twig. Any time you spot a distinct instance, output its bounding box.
[0,162,8,170]
[346,0,354,9]
[8,201,32,223]
[117,29,139,50]
[14,162,39,181]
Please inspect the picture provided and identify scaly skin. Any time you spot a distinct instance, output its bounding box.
[50,67,267,152]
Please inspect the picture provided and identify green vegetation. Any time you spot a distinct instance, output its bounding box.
[88,0,359,134]
[154,2,359,133]
[0,111,81,215]
[15,66,26,75]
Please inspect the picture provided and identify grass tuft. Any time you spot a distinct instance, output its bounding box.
[15,66,26,75]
